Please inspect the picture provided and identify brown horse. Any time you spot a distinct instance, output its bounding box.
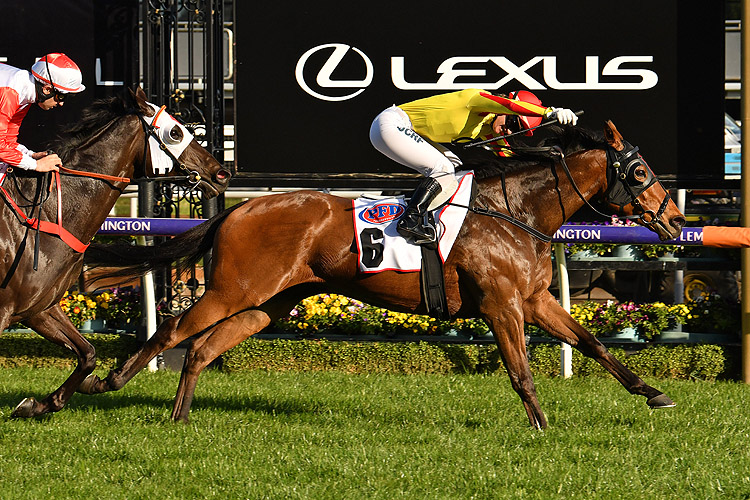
[6,87,230,418]
[81,121,684,429]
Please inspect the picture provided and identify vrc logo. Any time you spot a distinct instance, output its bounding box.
[359,203,405,224]
[295,43,373,102]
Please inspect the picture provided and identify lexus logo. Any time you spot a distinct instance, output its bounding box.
[296,43,659,101]
[295,43,374,102]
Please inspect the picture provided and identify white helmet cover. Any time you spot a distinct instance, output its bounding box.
[31,53,85,93]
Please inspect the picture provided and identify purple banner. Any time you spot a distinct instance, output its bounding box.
[98,218,706,245]
[551,226,703,245]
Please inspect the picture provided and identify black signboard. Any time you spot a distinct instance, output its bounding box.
[1,0,137,152]
[235,0,725,188]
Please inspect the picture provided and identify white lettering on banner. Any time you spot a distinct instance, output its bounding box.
[543,56,658,90]
[99,220,152,233]
[553,228,602,240]
[678,230,703,243]
[294,45,659,100]
[392,56,547,90]
[393,55,658,91]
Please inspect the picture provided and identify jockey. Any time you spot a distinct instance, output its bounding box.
[370,88,578,243]
[0,53,86,173]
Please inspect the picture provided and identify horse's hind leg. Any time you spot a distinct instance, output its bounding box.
[483,308,548,430]
[11,305,96,417]
[171,294,301,422]
[524,291,675,408]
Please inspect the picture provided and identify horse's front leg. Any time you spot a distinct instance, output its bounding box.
[11,305,96,417]
[523,291,675,409]
[77,306,199,395]
[482,300,548,430]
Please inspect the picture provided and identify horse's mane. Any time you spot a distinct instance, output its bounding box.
[458,125,608,180]
[52,95,138,162]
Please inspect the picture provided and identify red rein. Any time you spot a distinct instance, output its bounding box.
[1,167,131,253]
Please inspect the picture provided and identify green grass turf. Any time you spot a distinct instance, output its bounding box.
[0,367,748,499]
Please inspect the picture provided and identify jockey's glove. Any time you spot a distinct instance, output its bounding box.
[546,107,578,126]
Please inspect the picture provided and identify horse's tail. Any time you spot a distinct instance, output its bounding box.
[84,202,245,279]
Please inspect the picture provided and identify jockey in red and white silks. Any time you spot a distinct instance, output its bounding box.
[0,53,85,174]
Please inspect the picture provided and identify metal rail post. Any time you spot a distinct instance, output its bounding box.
[554,243,573,378]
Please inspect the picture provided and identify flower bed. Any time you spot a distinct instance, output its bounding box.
[9,287,143,332]
[14,286,739,342]
[272,293,738,342]
[275,294,489,338]
[566,300,688,340]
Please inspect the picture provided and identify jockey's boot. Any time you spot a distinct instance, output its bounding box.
[397,176,442,244]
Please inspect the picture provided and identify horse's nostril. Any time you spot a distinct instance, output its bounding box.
[672,216,686,229]
[215,169,231,181]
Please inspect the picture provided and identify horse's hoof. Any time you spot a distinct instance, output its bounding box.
[647,394,676,409]
[11,397,37,418]
[78,374,101,394]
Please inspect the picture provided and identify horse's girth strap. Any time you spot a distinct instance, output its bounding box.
[0,171,89,253]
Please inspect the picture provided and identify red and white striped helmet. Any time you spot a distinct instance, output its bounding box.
[31,53,85,93]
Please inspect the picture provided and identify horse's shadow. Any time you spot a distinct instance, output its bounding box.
[1,389,484,427]
[0,390,352,422]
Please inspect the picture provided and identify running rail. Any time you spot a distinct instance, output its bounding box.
[98,218,750,247]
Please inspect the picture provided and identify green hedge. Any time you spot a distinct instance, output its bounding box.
[0,332,139,370]
[222,339,733,381]
[0,333,733,381]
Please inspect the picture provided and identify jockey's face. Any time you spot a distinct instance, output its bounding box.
[36,84,63,110]
[492,114,522,135]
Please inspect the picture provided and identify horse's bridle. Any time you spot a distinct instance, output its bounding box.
[603,141,673,234]
[451,143,672,242]
[137,106,203,189]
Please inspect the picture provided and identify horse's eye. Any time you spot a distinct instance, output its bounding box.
[632,165,648,183]
[165,125,183,144]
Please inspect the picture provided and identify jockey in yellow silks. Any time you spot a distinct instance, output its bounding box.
[370,88,577,243]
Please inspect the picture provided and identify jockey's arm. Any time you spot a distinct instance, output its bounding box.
[0,88,37,170]
[473,91,551,118]
[474,92,578,126]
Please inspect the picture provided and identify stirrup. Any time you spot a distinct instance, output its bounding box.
[398,219,437,245]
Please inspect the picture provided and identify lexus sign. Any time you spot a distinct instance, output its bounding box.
[236,1,724,188]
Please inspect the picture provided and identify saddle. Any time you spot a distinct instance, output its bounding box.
[352,171,476,319]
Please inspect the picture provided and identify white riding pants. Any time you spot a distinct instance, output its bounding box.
[369,105,461,189]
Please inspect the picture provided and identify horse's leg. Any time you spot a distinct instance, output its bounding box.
[483,304,548,430]
[77,292,228,395]
[524,291,675,408]
[171,294,301,422]
[11,305,96,417]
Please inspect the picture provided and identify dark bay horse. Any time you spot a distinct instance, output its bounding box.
[7,87,230,418]
[81,121,684,429]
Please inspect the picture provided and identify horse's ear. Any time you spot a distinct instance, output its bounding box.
[604,120,625,151]
[129,86,154,116]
